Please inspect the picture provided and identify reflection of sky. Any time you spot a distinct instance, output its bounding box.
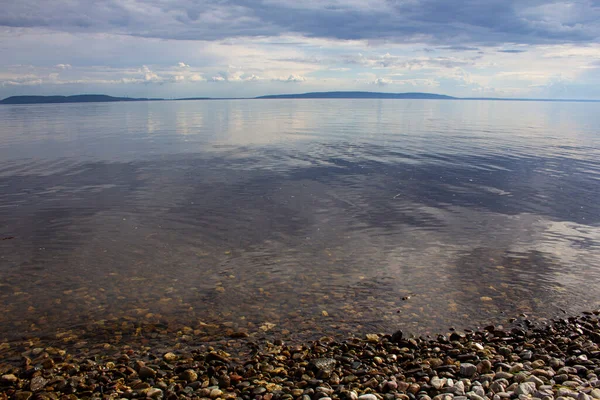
[0,99,600,340]
[0,100,598,164]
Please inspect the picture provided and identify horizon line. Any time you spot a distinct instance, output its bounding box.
[2,91,600,104]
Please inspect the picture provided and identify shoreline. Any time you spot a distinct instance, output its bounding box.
[2,311,600,400]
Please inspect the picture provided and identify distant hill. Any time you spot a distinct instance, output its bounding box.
[256,91,456,99]
[175,97,212,101]
[3,92,597,105]
[0,94,163,105]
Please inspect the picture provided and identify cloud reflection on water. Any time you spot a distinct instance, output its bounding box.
[0,99,599,342]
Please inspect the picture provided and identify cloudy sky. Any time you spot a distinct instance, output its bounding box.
[1,0,600,99]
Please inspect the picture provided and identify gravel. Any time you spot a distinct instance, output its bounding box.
[3,311,600,400]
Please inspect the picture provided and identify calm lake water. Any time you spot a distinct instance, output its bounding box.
[1,99,600,345]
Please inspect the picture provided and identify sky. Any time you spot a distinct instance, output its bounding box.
[1,0,600,99]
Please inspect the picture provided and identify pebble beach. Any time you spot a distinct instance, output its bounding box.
[3,311,600,400]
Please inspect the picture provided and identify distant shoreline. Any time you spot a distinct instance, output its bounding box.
[2,92,599,104]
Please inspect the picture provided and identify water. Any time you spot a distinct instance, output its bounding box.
[0,99,599,346]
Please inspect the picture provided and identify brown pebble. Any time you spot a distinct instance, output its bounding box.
[180,369,198,382]
[14,392,32,400]
[1,374,18,384]
[478,360,492,374]
[139,366,157,379]
[397,381,410,392]
[408,383,421,394]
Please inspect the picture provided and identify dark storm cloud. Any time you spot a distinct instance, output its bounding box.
[0,0,599,45]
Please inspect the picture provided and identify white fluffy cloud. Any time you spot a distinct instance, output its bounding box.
[0,1,599,99]
[273,75,307,83]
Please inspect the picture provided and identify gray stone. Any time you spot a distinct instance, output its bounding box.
[466,393,484,400]
[512,372,529,383]
[555,374,569,384]
[590,389,600,400]
[310,358,337,374]
[29,376,47,392]
[527,376,544,388]
[490,382,505,393]
[448,382,466,396]
[461,364,478,378]
[515,383,537,396]
[521,351,533,360]
[578,394,592,400]
[253,387,267,395]
[558,367,578,375]
[557,388,577,398]
[535,389,554,398]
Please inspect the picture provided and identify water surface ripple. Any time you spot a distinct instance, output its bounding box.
[0,99,599,343]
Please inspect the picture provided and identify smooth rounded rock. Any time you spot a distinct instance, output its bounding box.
[515,382,537,396]
[181,369,198,382]
[147,388,163,399]
[358,395,378,400]
[139,366,157,379]
[460,364,477,378]
[527,375,544,388]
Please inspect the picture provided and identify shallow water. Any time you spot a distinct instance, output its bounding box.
[0,99,599,344]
